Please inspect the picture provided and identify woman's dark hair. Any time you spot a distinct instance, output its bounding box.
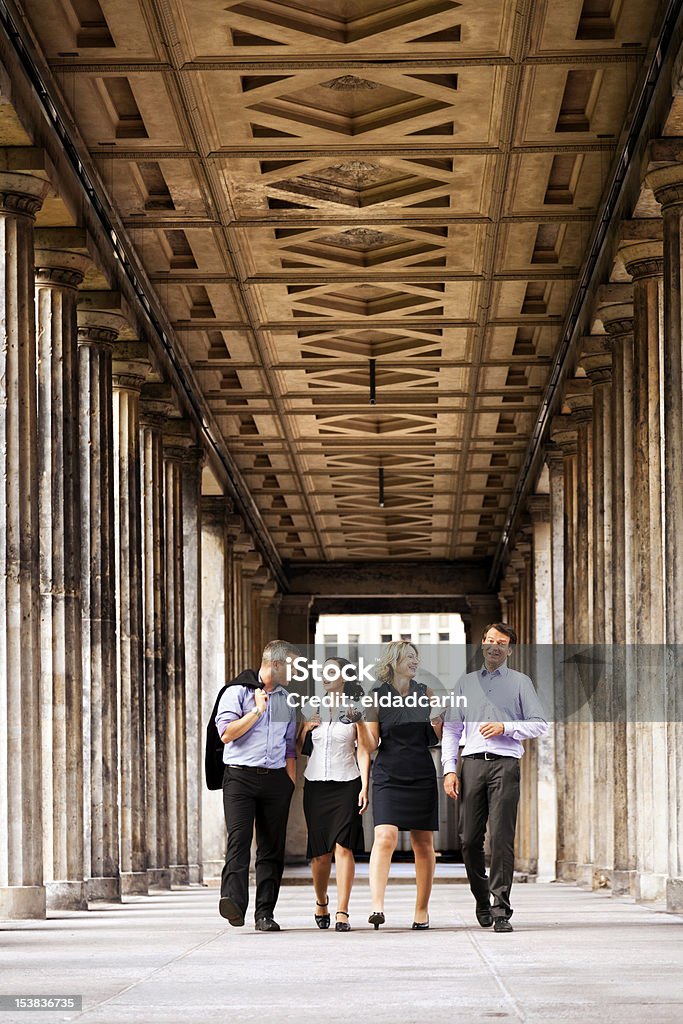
[481,622,517,647]
[324,657,364,702]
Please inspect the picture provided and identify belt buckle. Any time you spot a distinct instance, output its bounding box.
[484,751,494,761]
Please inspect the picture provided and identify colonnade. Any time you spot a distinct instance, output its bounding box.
[499,151,683,914]
[0,170,280,919]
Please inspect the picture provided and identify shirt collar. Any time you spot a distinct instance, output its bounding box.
[480,663,508,679]
[257,671,284,695]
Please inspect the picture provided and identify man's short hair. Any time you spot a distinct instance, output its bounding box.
[261,639,301,665]
[481,622,517,647]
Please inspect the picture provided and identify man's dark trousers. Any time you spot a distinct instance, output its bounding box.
[221,765,294,920]
[459,755,520,919]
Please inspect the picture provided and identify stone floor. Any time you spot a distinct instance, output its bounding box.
[1,880,682,1023]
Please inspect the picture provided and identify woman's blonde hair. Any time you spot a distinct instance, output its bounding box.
[374,640,418,685]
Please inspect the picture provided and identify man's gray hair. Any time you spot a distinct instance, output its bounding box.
[261,639,301,665]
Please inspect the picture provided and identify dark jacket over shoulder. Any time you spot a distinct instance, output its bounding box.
[204,669,260,790]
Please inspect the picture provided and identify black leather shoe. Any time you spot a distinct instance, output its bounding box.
[493,917,513,932]
[219,896,244,927]
[255,917,280,932]
[335,911,351,932]
[368,911,385,930]
[476,903,493,928]
[411,919,429,930]
[315,898,330,929]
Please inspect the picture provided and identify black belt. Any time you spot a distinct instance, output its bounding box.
[227,764,282,774]
[463,752,515,762]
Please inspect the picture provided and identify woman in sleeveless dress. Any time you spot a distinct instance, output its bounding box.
[298,658,371,932]
[365,641,443,930]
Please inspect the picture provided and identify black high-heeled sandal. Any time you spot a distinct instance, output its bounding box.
[335,911,351,932]
[368,911,385,930]
[411,918,430,930]
[314,898,330,929]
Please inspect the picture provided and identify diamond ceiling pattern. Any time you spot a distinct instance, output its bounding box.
[27,0,660,560]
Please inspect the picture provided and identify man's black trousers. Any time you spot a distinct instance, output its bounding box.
[221,765,294,920]
[459,755,521,919]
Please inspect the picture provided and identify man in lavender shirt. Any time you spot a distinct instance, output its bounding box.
[442,623,548,932]
[215,640,300,931]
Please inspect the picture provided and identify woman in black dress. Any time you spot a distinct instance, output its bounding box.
[366,641,442,929]
[298,658,371,932]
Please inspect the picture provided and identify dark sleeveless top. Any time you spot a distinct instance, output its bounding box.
[372,680,437,785]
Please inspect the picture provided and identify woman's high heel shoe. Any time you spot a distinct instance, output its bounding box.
[411,918,430,930]
[335,911,351,932]
[368,911,385,930]
[315,898,330,929]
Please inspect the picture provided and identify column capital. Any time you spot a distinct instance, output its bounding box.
[201,495,235,525]
[543,440,564,473]
[162,418,199,461]
[225,513,245,542]
[644,163,683,210]
[580,336,612,385]
[76,308,127,350]
[564,377,593,422]
[527,493,550,523]
[0,171,49,218]
[599,301,634,341]
[619,240,663,280]
[550,414,578,456]
[112,341,151,393]
[140,382,177,427]
[34,248,90,289]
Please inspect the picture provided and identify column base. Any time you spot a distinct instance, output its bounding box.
[45,880,88,911]
[147,868,172,890]
[666,877,683,913]
[612,869,636,896]
[171,865,190,886]
[86,876,121,902]
[201,860,223,881]
[557,860,576,882]
[120,872,148,896]
[188,864,202,885]
[575,863,594,890]
[635,871,668,902]
[0,885,46,920]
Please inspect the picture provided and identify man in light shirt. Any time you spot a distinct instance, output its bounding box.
[214,640,300,932]
[442,623,548,932]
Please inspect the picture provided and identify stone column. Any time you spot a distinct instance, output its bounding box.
[528,494,557,882]
[112,342,150,896]
[35,247,90,911]
[78,307,125,902]
[181,440,205,885]
[600,302,637,896]
[545,443,565,883]
[563,380,594,891]
[643,167,683,911]
[201,496,234,879]
[550,414,578,881]
[139,384,175,890]
[620,242,668,901]
[581,337,614,889]
[163,426,190,886]
[0,172,49,919]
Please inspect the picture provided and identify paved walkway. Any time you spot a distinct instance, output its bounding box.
[1,882,682,1023]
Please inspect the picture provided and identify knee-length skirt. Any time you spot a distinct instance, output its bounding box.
[303,777,365,859]
[372,776,439,832]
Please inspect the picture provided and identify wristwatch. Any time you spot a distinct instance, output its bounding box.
[249,707,262,719]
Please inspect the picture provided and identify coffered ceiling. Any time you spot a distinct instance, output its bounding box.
[22,0,661,562]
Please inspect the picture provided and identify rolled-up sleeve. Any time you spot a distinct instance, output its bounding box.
[441,697,465,775]
[215,686,243,739]
[503,676,548,741]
